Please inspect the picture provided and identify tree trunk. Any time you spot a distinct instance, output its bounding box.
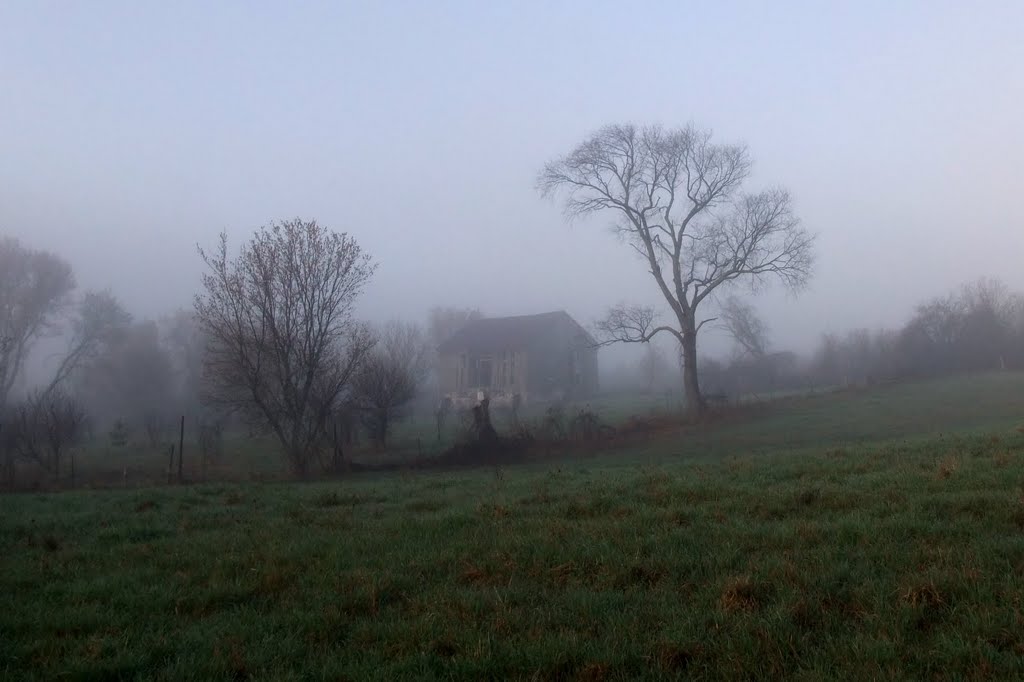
[377,409,388,450]
[680,326,703,418]
[290,444,309,478]
[331,421,347,474]
[177,415,185,484]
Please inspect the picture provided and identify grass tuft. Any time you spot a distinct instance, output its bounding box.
[655,642,701,672]
[936,454,960,479]
[135,499,157,512]
[900,582,945,608]
[720,575,770,612]
[312,491,342,507]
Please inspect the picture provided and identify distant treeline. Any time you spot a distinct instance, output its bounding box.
[700,279,1024,398]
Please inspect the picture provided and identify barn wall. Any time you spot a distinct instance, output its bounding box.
[523,319,598,402]
[439,350,526,397]
[438,318,597,404]
[437,353,460,395]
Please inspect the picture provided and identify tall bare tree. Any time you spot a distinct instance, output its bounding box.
[159,309,206,417]
[74,319,175,435]
[539,124,814,415]
[353,321,430,449]
[639,342,670,393]
[0,237,76,409]
[719,295,769,359]
[194,219,376,475]
[44,290,132,397]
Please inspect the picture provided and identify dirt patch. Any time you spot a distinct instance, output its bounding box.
[576,662,610,682]
[901,583,942,608]
[720,575,771,612]
[429,638,459,658]
[612,563,667,589]
[135,500,157,513]
[477,503,509,520]
[655,642,702,672]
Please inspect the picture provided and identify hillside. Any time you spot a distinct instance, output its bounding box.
[3,373,1024,679]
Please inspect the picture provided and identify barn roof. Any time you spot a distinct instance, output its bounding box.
[437,310,595,354]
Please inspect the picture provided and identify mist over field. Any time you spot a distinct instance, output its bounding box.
[3,3,1024,679]
[3,2,1022,364]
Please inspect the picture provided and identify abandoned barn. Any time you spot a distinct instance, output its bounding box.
[437,310,599,405]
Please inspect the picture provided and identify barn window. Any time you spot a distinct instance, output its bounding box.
[477,356,493,387]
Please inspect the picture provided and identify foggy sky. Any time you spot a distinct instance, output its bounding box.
[3,1,1023,361]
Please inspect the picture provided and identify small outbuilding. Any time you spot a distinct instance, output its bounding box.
[437,310,598,405]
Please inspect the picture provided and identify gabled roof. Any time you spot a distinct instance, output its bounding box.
[437,310,596,354]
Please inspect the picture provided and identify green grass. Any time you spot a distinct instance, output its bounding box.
[64,371,1024,486]
[642,371,1024,460]
[3,372,1024,679]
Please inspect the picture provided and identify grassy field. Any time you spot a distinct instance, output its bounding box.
[3,373,1024,679]
[55,371,1024,487]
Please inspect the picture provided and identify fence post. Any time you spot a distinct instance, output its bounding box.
[177,415,185,484]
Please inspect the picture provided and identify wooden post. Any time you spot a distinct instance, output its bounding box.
[0,423,6,489]
[332,421,343,473]
[177,415,185,484]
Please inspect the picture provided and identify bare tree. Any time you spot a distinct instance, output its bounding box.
[74,319,174,435]
[352,321,430,449]
[958,278,1017,370]
[639,342,670,393]
[142,411,169,449]
[43,290,132,397]
[897,278,1023,374]
[194,219,376,475]
[197,415,225,472]
[159,309,205,418]
[320,404,358,473]
[42,389,86,481]
[7,387,85,481]
[539,124,814,415]
[719,295,769,359]
[0,237,76,409]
